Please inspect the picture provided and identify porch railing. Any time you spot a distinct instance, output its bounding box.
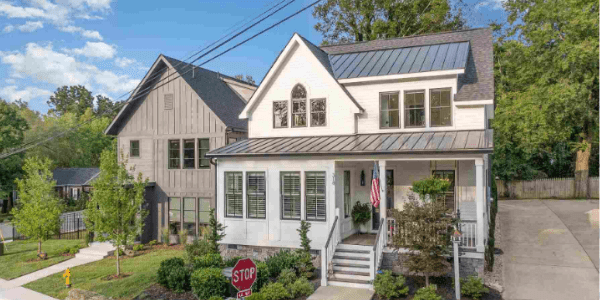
[321,209,340,286]
[372,217,386,280]
[387,217,478,250]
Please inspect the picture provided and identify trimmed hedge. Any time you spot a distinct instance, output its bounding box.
[252,262,270,293]
[191,268,229,300]
[265,250,300,278]
[157,257,190,293]
[191,253,224,269]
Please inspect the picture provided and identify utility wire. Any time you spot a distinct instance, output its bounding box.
[0,0,322,160]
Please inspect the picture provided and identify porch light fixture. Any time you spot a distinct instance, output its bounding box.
[360,170,365,186]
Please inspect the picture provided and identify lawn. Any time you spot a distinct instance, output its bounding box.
[0,239,85,280]
[25,246,184,300]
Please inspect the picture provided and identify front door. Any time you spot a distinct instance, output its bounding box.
[432,170,456,211]
[372,170,394,230]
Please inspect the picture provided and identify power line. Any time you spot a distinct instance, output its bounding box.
[0,0,322,160]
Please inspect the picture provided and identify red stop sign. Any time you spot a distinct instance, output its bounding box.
[231,258,257,292]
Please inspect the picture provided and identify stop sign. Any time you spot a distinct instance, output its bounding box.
[231,258,257,292]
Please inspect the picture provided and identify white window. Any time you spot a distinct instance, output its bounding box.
[291,84,307,127]
[430,88,452,127]
[225,172,243,218]
[310,98,326,127]
[247,172,266,219]
[305,172,326,221]
[281,172,301,220]
[404,91,425,128]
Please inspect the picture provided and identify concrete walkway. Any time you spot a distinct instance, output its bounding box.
[307,286,374,300]
[499,200,599,300]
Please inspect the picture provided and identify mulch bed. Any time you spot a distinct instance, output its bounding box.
[101,273,132,281]
[371,275,503,300]
[132,284,196,300]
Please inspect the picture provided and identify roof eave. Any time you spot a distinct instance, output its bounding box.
[206,148,494,158]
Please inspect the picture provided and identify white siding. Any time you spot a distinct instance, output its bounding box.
[248,43,357,138]
[224,81,255,102]
[455,105,485,130]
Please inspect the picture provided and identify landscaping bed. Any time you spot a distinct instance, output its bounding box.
[0,239,85,280]
[371,275,502,300]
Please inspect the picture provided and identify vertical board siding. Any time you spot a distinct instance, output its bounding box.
[496,177,599,199]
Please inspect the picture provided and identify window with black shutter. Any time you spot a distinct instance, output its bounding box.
[225,172,243,218]
[281,172,301,220]
[247,172,266,219]
[306,172,326,221]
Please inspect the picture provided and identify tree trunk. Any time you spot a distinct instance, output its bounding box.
[425,275,429,286]
[116,245,120,276]
[38,239,41,254]
[575,137,591,198]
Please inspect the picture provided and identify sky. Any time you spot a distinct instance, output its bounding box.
[0,0,507,114]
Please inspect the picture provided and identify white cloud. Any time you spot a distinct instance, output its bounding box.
[0,85,52,102]
[0,2,48,19]
[475,0,506,10]
[56,0,112,11]
[114,57,135,68]
[0,42,140,94]
[65,41,115,59]
[57,25,102,40]
[76,13,103,20]
[3,24,14,32]
[3,21,44,33]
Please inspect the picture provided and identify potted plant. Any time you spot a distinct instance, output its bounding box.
[351,201,371,233]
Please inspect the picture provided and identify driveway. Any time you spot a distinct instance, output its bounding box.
[499,200,598,300]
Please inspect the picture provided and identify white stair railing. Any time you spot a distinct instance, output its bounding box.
[372,217,386,280]
[321,209,340,286]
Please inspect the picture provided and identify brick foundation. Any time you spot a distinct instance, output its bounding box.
[219,244,321,269]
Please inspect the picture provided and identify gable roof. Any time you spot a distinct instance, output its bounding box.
[320,28,494,101]
[240,34,364,119]
[53,168,100,186]
[105,55,250,135]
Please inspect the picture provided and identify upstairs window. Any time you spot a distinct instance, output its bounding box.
[430,88,452,127]
[281,172,301,220]
[198,139,210,168]
[130,140,140,158]
[405,91,425,128]
[310,98,326,127]
[273,101,288,128]
[168,140,181,169]
[306,172,326,221]
[247,172,266,219]
[291,84,307,127]
[169,197,181,234]
[225,172,243,218]
[183,139,195,169]
[380,92,400,128]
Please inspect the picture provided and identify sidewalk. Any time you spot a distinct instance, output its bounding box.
[0,279,58,300]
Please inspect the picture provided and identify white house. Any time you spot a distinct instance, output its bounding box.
[206,28,494,289]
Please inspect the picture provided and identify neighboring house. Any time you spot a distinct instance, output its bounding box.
[206,28,494,288]
[52,168,100,200]
[105,54,256,243]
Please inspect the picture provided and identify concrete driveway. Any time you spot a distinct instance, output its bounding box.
[499,200,599,300]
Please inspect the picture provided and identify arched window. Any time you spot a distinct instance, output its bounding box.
[291,84,307,127]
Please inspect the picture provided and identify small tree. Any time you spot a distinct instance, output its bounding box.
[84,148,148,276]
[12,157,63,254]
[207,208,225,253]
[297,220,311,252]
[391,177,455,286]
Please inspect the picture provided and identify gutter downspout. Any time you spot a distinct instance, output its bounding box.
[210,157,218,220]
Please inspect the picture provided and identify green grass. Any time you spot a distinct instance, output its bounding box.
[0,239,85,280]
[25,247,184,300]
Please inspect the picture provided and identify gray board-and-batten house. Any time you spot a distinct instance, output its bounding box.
[105,54,256,243]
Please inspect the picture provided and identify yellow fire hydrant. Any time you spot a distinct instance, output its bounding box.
[63,268,71,288]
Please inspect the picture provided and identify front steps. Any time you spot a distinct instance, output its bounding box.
[328,243,373,289]
[75,241,116,260]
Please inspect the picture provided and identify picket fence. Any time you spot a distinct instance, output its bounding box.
[497,177,599,199]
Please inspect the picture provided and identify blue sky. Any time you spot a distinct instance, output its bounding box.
[0,0,507,114]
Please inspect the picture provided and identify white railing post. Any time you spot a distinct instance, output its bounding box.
[335,208,341,240]
[475,159,485,252]
[321,246,327,286]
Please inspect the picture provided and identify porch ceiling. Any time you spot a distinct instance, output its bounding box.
[206,130,493,158]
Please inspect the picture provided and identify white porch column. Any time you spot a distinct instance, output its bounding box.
[379,160,387,221]
[475,158,485,252]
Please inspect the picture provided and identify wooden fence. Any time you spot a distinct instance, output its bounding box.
[497,177,599,199]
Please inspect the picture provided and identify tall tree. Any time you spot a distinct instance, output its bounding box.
[0,98,29,201]
[84,147,148,276]
[313,0,466,44]
[48,85,121,118]
[494,0,598,197]
[234,74,256,85]
[12,157,63,254]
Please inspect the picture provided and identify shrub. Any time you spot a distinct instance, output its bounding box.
[207,208,226,253]
[184,238,212,263]
[252,262,270,293]
[224,256,244,267]
[289,277,314,298]
[157,257,185,287]
[191,268,229,300]
[113,247,125,257]
[69,245,80,255]
[178,229,189,245]
[461,276,489,300]
[411,176,451,203]
[161,227,170,245]
[60,246,71,255]
[167,264,191,293]
[191,253,223,269]
[297,220,311,252]
[265,250,299,278]
[296,250,315,279]
[277,268,297,286]
[246,292,265,300]
[373,270,409,299]
[260,282,290,300]
[148,240,158,246]
[84,232,91,247]
[133,244,144,251]
[413,285,442,300]
[207,296,222,300]
[351,201,371,230]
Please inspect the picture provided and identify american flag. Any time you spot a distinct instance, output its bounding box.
[370,162,380,208]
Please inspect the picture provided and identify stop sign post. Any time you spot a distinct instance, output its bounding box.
[231,258,257,299]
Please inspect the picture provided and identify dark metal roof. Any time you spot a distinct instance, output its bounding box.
[52,168,100,186]
[320,28,494,101]
[206,130,493,157]
[329,42,469,79]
